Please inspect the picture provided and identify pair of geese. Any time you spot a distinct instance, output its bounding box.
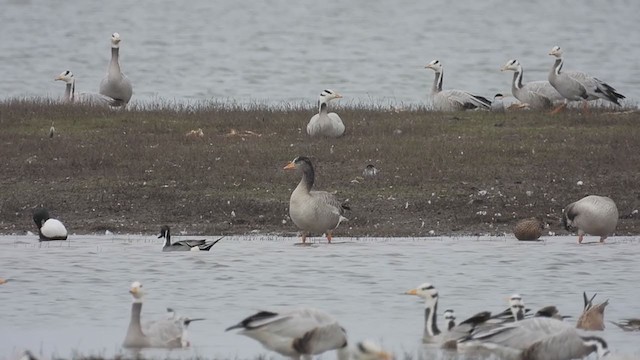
[426,46,624,112]
[55,33,133,107]
[123,281,393,360]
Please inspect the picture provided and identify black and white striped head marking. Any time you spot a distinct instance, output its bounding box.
[425,59,443,72]
[581,336,609,358]
[55,70,74,83]
[549,45,563,58]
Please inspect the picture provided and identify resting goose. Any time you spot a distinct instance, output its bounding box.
[284,156,349,243]
[576,292,608,331]
[424,60,491,111]
[55,70,117,106]
[32,208,67,241]
[500,59,563,110]
[548,46,625,113]
[307,89,345,138]
[562,195,618,244]
[513,218,544,241]
[123,281,203,348]
[158,225,223,252]
[99,32,133,106]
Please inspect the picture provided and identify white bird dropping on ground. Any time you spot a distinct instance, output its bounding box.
[307,89,345,138]
[32,208,67,241]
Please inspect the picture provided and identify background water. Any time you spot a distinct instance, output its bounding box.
[1,235,639,359]
[0,0,638,106]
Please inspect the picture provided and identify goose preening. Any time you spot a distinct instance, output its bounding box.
[610,318,640,332]
[501,59,564,110]
[55,70,117,106]
[424,60,492,111]
[548,46,625,113]
[459,317,610,360]
[513,218,544,241]
[307,89,345,138]
[32,208,67,241]
[99,32,133,107]
[123,281,203,349]
[158,225,223,251]
[562,195,618,244]
[404,282,491,348]
[576,292,608,331]
[284,156,349,244]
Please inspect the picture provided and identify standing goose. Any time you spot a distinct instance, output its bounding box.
[55,70,117,106]
[123,281,203,348]
[562,195,618,244]
[424,60,492,111]
[548,46,625,113]
[32,208,67,241]
[459,317,610,360]
[284,156,349,244]
[99,32,133,106]
[576,292,608,331]
[307,89,345,138]
[501,59,563,110]
[158,225,223,252]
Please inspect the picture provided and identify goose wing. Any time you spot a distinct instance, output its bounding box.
[309,190,346,216]
[441,90,491,110]
[143,318,184,348]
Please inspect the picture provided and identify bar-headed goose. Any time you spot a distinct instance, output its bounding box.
[576,292,608,331]
[444,309,456,331]
[123,281,203,348]
[548,46,625,113]
[513,218,544,241]
[55,70,117,106]
[99,32,133,106]
[562,195,618,244]
[307,89,345,138]
[284,156,349,244]
[32,208,67,241]
[424,60,491,111]
[459,317,610,360]
[501,59,563,110]
[158,225,223,252]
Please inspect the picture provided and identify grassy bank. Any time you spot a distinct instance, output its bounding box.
[1,99,639,238]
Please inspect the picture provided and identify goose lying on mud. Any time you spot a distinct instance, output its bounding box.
[55,70,117,106]
[500,59,563,110]
[284,156,349,243]
[562,195,618,244]
[32,208,67,241]
[158,225,223,251]
[99,32,133,106]
[424,59,491,111]
[307,89,345,138]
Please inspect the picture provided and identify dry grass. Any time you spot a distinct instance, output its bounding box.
[1,98,639,237]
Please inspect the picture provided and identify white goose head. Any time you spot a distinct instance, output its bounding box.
[425,59,443,73]
[501,59,521,72]
[405,282,438,306]
[55,70,74,84]
[129,281,144,300]
[111,32,122,48]
[509,293,525,320]
[319,89,342,103]
[549,45,563,58]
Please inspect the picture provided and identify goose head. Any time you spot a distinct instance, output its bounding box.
[55,70,74,84]
[129,281,144,300]
[508,293,525,320]
[111,32,122,48]
[425,59,443,73]
[405,282,439,306]
[319,89,342,103]
[283,156,313,173]
[500,59,521,72]
[443,309,455,321]
[32,208,51,229]
[549,45,563,58]
[353,340,394,360]
[580,336,609,358]
[158,225,170,239]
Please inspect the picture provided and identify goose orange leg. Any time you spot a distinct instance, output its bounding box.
[326,231,333,244]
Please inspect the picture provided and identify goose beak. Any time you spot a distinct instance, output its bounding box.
[335,93,343,99]
[283,162,296,170]
[377,351,394,360]
[500,65,508,72]
[405,288,418,295]
[54,75,64,81]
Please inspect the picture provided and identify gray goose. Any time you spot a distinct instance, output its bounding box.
[425,60,491,111]
[501,59,563,110]
[99,32,133,106]
[562,195,618,244]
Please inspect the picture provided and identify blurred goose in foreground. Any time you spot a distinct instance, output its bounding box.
[534,305,570,321]
[562,195,618,244]
[99,32,133,106]
[284,156,349,244]
[610,318,640,332]
[513,218,544,241]
[459,317,610,360]
[576,292,608,331]
[548,46,625,113]
[123,281,203,348]
[501,59,563,110]
[404,282,491,348]
[32,208,67,241]
[158,225,223,251]
[307,89,344,138]
[424,60,492,111]
[55,70,117,106]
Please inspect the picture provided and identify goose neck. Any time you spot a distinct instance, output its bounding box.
[553,58,563,76]
[299,165,315,192]
[424,300,440,337]
[126,301,145,339]
[513,67,523,90]
[318,100,328,115]
[432,71,443,94]
[110,47,121,73]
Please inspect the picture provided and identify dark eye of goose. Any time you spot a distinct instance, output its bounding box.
[65,70,70,75]
[421,285,434,291]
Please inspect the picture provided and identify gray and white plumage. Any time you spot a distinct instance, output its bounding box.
[284,156,349,244]
[32,208,67,241]
[576,292,608,331]
[562,195,618,243]
[491,93,505,112]
[444,309,456,331]
[99,33,133,106]
[226,307,350,360]
[459,317,610,360]
[610,318,640,332]
[55,70,117,106]
[501,59,564,110]
[425,60,491,111]
[548,46,625,105]
[158,225,223,251]
[307,89,345,138]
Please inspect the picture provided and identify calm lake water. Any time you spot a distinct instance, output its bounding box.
[1,235,639,359]
[0,0,639,106]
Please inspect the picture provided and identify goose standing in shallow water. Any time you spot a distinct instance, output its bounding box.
[424,60,492,111]
[123,281,203,348]
[284,156,349,243]
[562,195,618,244]
[548,46,625,113]
[99,32,133,106]
[55,70,117,105]
[307,89,345,138]
[32,208,67,241]
[501,59,563,110]
[158,225,223,251]
[576,292,608,331]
